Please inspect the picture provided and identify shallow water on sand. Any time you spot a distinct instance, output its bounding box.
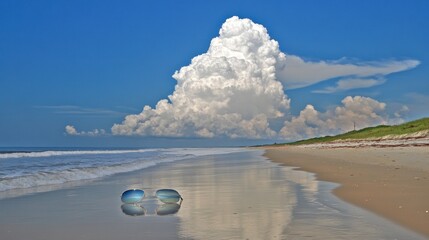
[0,150,424,239]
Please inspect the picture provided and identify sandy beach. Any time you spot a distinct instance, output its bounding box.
[264,146,429,238]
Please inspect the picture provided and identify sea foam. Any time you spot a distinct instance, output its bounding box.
[0,148,244,193]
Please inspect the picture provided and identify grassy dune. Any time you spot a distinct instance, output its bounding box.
[287,117,429,145]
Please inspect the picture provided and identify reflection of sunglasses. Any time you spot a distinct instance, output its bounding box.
[121,189,183,204]
[121,202,181,216]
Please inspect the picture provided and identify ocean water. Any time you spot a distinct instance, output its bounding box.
[0,148,424,239]
[0,148,243,198]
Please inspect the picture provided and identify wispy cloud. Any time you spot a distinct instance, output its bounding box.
[35,105,125,116]
[114,106,140,112]
[402,92,429,118]
[277,55,419,90]
[313,77,386,94]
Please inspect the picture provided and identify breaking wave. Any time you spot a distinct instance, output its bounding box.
[0,149,152,159]
[0,148,245,193]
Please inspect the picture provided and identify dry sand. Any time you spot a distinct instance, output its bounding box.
[263,146,429,238]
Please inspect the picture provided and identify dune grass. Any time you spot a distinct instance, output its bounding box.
[286,117,429,145]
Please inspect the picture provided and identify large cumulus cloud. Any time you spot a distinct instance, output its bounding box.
[111,16,290,138]
[66,16,418,140]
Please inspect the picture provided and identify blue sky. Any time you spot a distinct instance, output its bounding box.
[1,0,428,147]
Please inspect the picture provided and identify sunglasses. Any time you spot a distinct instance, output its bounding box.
[121,188,183,204]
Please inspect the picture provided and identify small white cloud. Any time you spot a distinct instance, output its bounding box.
[398,92,429,118]
[65,125,106,137]
[277,55,419,89]
[313,77,386,93]
[65,125,78,135]
[394,105,409,118]
[279,96,396,140]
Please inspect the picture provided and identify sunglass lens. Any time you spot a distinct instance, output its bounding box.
[121,189,145,204]
[156,189,181,203]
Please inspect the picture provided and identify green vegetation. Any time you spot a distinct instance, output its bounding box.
[285,117,429,146]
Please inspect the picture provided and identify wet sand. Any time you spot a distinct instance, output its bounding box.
[1,149,423,239]
[264,146,429,238]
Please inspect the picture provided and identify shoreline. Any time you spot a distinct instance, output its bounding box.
[1,149,425,239]
[262,145,429,238]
